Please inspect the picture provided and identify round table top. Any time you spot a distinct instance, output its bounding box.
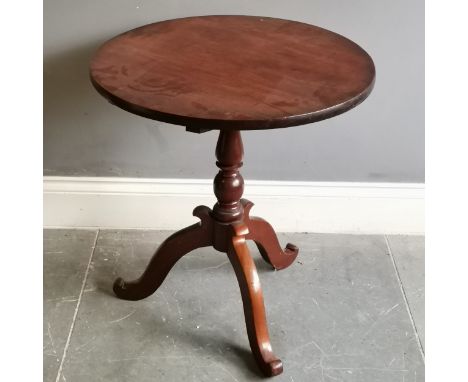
[90,15,375,130]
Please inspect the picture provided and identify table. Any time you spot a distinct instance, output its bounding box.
[90,15,375,377]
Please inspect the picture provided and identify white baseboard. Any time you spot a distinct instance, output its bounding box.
[43,176,425,234]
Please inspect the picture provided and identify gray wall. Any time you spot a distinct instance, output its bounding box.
[44,0,424,182]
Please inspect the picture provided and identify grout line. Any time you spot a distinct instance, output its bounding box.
[55,229,100,382]
[384,235,425,361]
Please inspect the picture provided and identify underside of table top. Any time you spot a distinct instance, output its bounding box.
[90,15,375,130]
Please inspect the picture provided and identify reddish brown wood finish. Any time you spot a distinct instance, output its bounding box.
[113,130,298,376]
[227,223,283,376]
[113,206,213,300]
[90,15,375,130]
[212,130,244,223]
[242,200,299,270]
[92,15,376,377]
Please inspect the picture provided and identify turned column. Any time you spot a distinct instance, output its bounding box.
[212,130,245,223]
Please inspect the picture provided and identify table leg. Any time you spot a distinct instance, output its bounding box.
[242,199,299,270]
[113,205,212,301]
[227,223,284,376]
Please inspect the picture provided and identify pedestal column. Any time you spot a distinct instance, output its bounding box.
[212,130,245,223]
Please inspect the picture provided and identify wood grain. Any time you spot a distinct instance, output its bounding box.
[90,15,375,130]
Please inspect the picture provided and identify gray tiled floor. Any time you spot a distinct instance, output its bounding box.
[386,236,425,351]
[44,229,425,382]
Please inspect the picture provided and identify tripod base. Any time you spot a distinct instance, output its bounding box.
[113,199,298,377]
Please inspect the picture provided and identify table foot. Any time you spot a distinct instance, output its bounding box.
[242,199,299,270]
[227,224,284,377]
[113,206,212,301]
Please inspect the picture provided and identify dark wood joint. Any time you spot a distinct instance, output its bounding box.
[186,125,212,134]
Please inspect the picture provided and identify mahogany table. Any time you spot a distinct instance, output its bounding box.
[90,15,375,377]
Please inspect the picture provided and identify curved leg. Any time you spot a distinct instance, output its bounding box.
[113,206,213,301]
[241,199,299,270]
[227,224,283,377]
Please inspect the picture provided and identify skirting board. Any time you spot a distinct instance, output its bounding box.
[43,177,425,234]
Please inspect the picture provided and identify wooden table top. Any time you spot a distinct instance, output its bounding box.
[90,16,375,130]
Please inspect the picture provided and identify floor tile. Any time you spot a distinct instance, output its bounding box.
[43,229,97,382]
[386,235,425,350]
[55,230,424,382]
